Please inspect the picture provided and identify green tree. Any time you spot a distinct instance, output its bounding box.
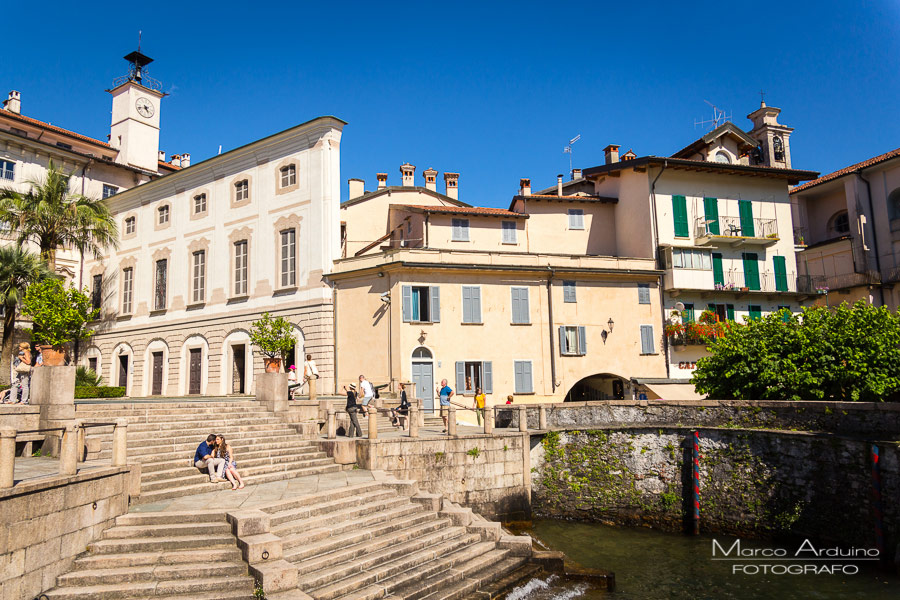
[0,247,53,384]
[692,302,900,402]
[0,161,118,271]
[249,312,296,362]
[21,278,98,348]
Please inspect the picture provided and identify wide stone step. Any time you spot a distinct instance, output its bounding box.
[114,433,307,456]
[123,424,298,440]
[270,488,399,528]
[44,574,254,600]
[74,547,243,570]
[102,521,232,539]
[77,408,274,420]
[259,481,385,517]
[408,550,519,600]
[88,533,237,554]
[283,502,427,552]
[457,560,542,600]
[55,561,248,586]
[141,456,337,492]
[114,511,225,527]
[142,451,328,482]
[140,446,322,473]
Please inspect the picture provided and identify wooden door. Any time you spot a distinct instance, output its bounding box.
[151,352,163,395]
[412,362,434,413]
[189,349,202,395]
[232,345,245,394]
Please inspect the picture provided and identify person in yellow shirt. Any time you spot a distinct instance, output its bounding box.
[472,387,486,426]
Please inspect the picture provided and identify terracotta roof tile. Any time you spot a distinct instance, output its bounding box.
[1,109,111,148]
[158,160,181,171]
[791,147,900,194]
[395,204,526,217]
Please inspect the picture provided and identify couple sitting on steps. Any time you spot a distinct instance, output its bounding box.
[193,433,245,490]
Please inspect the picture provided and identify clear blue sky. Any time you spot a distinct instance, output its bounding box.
[5,1,899,207]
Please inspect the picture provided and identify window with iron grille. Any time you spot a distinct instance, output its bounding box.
[0,160,13,181]
[154,259,167,310]
[102,184,118,199]
[91,275,102,312]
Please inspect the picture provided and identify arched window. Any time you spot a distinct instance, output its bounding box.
[714,151,731,164]
[412,347,432,360]
[889,188,900,221]
[773,136,785,161]
[828,210,850,236]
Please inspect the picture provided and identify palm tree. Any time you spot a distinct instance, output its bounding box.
[0,246,53,385]
[0,161,118,272]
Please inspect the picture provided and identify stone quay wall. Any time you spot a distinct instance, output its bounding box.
[530,427,899,555]
[497,399,900,437]
[355,432,531,521]
[0,465,139,599]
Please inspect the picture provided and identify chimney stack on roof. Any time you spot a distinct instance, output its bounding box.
[604,144,620,165]
[180,153,190,168]
[444,172,459,200]
[621,149,637,161]
[571,168,582,181]
[557,174,563,197]
[170,154,182,167]
[158,150,166,162]
[376,173,388,189]
[400,163,416,187]
[3,90,21,114]
[519,178,531,196]
[348,178,365,199]
[423,168,438,192]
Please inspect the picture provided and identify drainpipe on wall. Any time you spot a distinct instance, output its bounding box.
[650,161,670,378]
[856,170,886,307]
[424,213,430,248]
[546,267,557,393]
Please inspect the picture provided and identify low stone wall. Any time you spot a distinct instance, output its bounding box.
[531,427,899,556]
[0,465,140,599]
[498,399,900,437]
[355,432,530,521]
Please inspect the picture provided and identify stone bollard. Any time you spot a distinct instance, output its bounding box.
[448,406,457,436]
[112,419,128,467]
[539,405,547,430]
[409,405,419,438]
[308,376,317,403]
[75,420,85,463]
[326,408,336,439]
[518,405,528,432]
[484,406,493,435]
[0,427,16,489]
[368,409,378,440]
[58,423,78,476]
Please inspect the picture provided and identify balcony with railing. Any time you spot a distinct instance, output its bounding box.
[694,216,779,247]
[665,266,808,295]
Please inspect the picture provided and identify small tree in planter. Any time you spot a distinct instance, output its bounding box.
[249,312,296,372]
[21,278,98,365]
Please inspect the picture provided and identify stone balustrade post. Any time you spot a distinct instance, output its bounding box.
[112,419,128,467]
[76,420,85,463]
[418,398,425,428]
[58,423,78,476]
[448,406,457,436]
[368,409,378,440]
[326,408,336,439]
[0,427,16,489]
[539,405,548,430]
[484,406,493,435]
[518,405,528,433]
[308,375,317,403]
[409,405,419,438]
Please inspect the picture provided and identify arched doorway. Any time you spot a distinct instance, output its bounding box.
[411,346,434,413]
[565,373,630,402]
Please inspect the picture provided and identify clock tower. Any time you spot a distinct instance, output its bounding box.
[108,50,165,172]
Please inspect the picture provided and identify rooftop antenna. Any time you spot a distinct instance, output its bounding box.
[563,134,581,172]
[694,100,732,131]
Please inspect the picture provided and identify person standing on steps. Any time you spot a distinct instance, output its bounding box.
[12,342,32,404]
[193,433,226,483]
[343,383,363,437]
[437,379,453,433]
[391,382,410,429]
[472,387,486,426]
[359,374,375,417]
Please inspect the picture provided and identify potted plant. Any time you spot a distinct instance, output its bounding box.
[21,278,98,366]
[249,312,296,373]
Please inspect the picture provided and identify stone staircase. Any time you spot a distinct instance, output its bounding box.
[76,400,342,504]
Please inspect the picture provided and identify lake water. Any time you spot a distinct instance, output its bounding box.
[508,519,899,600]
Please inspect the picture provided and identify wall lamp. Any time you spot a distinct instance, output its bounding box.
[607,318,615,332]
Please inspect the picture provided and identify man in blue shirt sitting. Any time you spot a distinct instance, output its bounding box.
[194,433,226,483]
[436,379,454,433]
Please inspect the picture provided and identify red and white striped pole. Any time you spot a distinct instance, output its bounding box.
[692,430,701,535]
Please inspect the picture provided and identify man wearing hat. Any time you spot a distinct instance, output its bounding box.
[343,383,363,437]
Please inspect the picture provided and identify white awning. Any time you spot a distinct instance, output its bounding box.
[642,382,705,401]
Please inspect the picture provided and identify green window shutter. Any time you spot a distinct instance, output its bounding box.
[672,195,689,237]
[703,197,720,235]
[712,253,724,286]
[773,256,788,292]
[778,306,791,323]
[739,200,755,237]
[749,305,762,320]
[683,303,695,323]
[743,253,760,290]
[726,304,735,321]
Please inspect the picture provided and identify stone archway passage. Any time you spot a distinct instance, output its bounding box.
[565,373,629,402]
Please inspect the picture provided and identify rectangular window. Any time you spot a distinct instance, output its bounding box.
[0,160,14,181]
[559,325,587,356]
[102,184,118,199]
[638,283,650,305]
[234,241,248,296]
[280,229,296,287]
[461,286,482,323]
[726,304,735,321]
[280,165,296,188]
[451,218,470,241]
[402,285,440,323]
[748,305,762,320]
[56,141,72,150]
[514,360,533,394]
[193,193,206,214]
[455,361,493,395]
[154,259,167,310]
[235,180,249,201]
[91,275,102,312]
[88,357,98,373]
[682,303,695,323]
[640,325,656,354]
[124,216,135,235]
[773,255,788,292]
[672,195,689,237]
[122,267,133,314]
[510,287,530,324]
[563,281,576,303]
[192,250,206,303]
[568,209,585,230]
[739,199,755,237]
[502,220,517,243]
[672,248,712,270]
[742,252,760,291]
[158,205,169,225]
[703,197,720,235]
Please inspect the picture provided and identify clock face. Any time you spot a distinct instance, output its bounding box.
[135,97,155,118]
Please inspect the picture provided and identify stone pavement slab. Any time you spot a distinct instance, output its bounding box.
[12,455,108,484]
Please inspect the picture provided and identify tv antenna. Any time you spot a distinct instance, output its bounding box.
[563,134,581,172]
[694,100,732,131]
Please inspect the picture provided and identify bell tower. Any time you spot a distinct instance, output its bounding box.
[108,49,165,172]
[747,99,794,169]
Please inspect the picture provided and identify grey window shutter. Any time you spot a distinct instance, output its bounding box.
[638,284,650,305]
[559,326,567,355]
[514,361,524,393]
[452,219,460,240]
[455,362,465,394]
[483,361,493,394]
[577,326,587,355]
[402,286,412,322]
[521,288,529,322]
[640,325,654,354]
[462,286,472,323]
[510,288,518,323]
[523,361,533,393]
[430,286,440,322]
[473,287,481,323]
[564,281,576,303]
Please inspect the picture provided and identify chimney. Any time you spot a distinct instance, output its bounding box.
[557,174,563,196]
[622,149,637,161]
[400,163,416,187]
[604,144,620,164]
[348,178,365,199]
[444,172,459,200]
[423,168,438,192]
[376,173,388,189]
[180,153,190,168]
[519,178,531,196]
[3,90,21,114]
[571,168,582,181]
[158,150,166,162]
[170,154,181,167]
